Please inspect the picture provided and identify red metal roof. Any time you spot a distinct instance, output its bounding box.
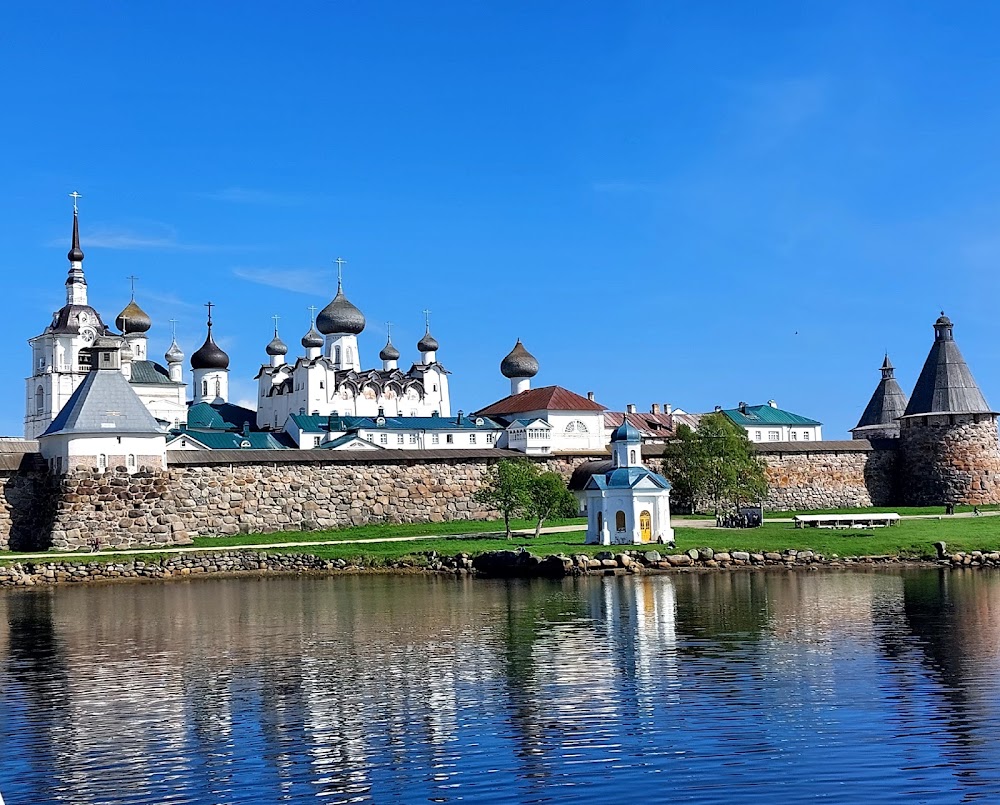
[475,385,606,416]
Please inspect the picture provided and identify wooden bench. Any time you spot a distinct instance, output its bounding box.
[793,513,900,529]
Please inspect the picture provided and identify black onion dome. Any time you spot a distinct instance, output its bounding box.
[68,211,84,262]
[380,338,400,361]
[191,330,230,370]
[500,339,539,378]
[417,329,439,352]
[165,338,184,364]
[301,325,324,349]
[115,299,152,334]
[316,283,366,335]
[266,333,288,356]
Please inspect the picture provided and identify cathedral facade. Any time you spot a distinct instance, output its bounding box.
[254,282,451,430]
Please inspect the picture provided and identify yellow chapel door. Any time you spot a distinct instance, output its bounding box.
[640,510,651,542]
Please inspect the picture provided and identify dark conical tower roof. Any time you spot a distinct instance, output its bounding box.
[902,313,992,416]
[854,354,909,430]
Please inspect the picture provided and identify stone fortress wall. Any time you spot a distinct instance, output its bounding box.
[0,442,910,553]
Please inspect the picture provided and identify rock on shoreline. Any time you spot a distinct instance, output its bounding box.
[0,546,995,587]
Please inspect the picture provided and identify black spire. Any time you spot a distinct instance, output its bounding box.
[67,209,84,262]
[191,302,230,370]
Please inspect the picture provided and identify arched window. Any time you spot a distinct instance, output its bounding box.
[346,346,353,364]
[335,346,342,363]
[202,380,208,396]
[99,454,107,471]
[127,454,136,468]
[215,379,221,398]
[597,511,603,533]
[630,450,636,464]
[565,420,588,433]
[615,511,626,532]
[35,385,44,415]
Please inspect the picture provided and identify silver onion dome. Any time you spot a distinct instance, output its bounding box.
[115,299,152,334]
[380,337,400,361]
[500,339,539,378]
[301,325,324,349]
[316,280,366,335]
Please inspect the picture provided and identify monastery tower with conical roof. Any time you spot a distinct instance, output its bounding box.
[898,314,1000,505]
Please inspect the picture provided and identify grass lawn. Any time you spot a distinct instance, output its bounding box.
[4,513,999,568]
[188,517,586,549]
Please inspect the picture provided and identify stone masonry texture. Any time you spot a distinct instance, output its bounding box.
[0,434,995,551]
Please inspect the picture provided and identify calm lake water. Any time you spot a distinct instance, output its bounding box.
[1,569,999,804]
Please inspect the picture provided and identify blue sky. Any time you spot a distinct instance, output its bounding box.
[4,1,1000,438]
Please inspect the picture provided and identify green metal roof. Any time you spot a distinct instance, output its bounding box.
[721,404,821,428]
[130,360,177,386]
[176,431,285,450]
[187,402,228,430]
[289,413,501,432]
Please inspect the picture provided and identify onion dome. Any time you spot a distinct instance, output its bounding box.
[316,279,366,335]
[67,209,84,262]
[380,337,400,362]
[266,331,288,356]
[165,337,184,364]
[115,299,152,334]
[611,419,641,443]
[301,325,324,349]
[191,309,230,370]
[417,328,439,353]
[500,339,539,379]
[120,338,134,362]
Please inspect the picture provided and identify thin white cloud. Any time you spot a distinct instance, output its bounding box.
[199,187,311,206]
[232,267,334,294]
[52,222,240,253]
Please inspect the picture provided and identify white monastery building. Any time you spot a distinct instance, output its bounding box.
[38,335,167,474]
[25,204,187,437]
[718,401,822,443]
[474,341,607,454]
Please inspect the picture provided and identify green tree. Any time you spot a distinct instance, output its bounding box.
[524,470,577,537]
[475,458,535,538]
[662,413,768,514]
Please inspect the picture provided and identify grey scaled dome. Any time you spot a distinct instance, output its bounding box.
[417,329,439,352]
[380,338,400,361]
[266,333,288,356]
[115,299,152,334]
[316,283,366,335]
[301,326,324,349]
[191,330,230,370]
[500,339,539,379]
[165,338,184,364]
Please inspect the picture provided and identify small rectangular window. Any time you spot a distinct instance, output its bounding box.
[380,433,388,444]
[469,434,476,444]
[446,434,454,444]
[803,431,811,441]
[755,431,761,441]
[313,436,321,447]
[432,433,440,444]
[486,433,494,443]
[768,431,779,441]
[397,434,404,444]
[790,431,798,441]
[409,434,418,444]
